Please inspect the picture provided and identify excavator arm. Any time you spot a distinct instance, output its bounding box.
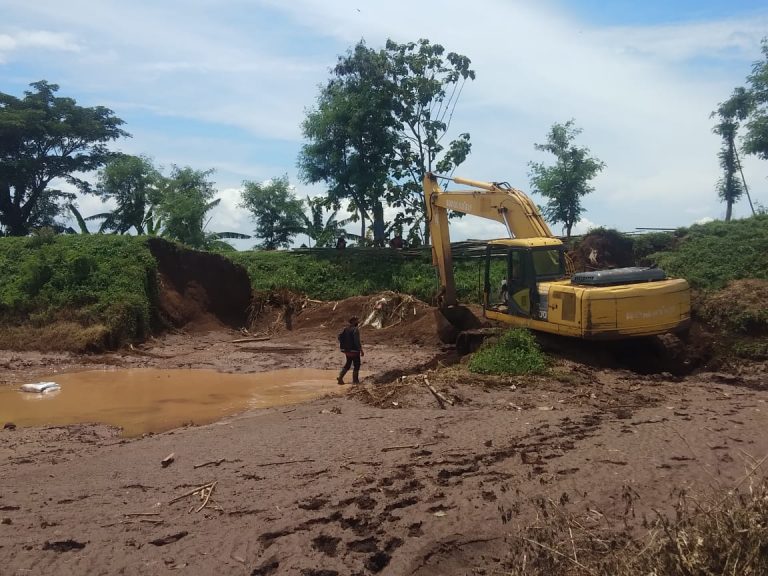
[423,172,556,306]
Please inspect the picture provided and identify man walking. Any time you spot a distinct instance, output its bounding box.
[338,316,364,385]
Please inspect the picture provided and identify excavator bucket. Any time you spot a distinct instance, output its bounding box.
[434,306,483,344]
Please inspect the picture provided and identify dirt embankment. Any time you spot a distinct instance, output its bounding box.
[148,238,252,333]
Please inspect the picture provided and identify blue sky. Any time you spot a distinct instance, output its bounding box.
[2,0,767,247]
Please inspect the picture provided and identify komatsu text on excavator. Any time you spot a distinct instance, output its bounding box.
[423,172,691,341]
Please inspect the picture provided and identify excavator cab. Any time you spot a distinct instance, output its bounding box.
[484,239,566,320]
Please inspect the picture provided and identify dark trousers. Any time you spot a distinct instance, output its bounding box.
[340,351,361,382]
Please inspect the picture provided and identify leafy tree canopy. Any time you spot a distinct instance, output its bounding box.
[528,120,605,237]
[94,154,162,234]
[241,175,305,250]
[299,41,398,244]
[712,106,745,221]
[743,38,768,159]
[384,38,475,242]
[299,38,475,244]
[0,80,128,236]
[156,166,218,248]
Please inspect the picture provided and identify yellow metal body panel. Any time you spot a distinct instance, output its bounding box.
[487,237,563,249]
[486,278,691,339]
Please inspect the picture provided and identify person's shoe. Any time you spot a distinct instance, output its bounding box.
[337,376,345,385]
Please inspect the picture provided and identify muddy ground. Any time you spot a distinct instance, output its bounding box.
[1,297,767,575]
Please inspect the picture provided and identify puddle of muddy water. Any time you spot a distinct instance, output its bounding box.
[0,368,351,437]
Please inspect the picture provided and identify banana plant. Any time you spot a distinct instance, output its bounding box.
[301,196,355,247]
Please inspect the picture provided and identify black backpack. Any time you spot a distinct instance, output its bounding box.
[338,327,355,350]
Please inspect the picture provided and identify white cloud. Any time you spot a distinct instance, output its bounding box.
[593,17,768,62]
[0,29,81,62]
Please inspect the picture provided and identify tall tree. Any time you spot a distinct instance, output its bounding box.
[385,39,475,242]
[528,120,605,237]
[156,166,217,248]
[241,175,305,250]
[712,91,751,221]
[94,154,163,234]
[742,38,768,159]
[299,38,475,245]
[0,81,127,236]
[299,41,397,244]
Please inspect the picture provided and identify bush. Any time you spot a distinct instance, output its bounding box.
[227,248,483,303]
[468,328,549,375]
[0,235,158,349]
[650,215,768,290]
[632,231,677,265]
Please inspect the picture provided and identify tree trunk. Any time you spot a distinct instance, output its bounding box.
[4,208,29,236]
[372,201,385,247]
[725,200,733,222]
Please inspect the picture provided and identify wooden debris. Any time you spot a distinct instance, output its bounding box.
[254,458,314,468]
[230,337,271,344]
[237,345,307,354]
[161,453,175,468]
[123,512,161,517]
[193,459,226,469]
[149,531,188,546]
[423,377,453,408]
[382,444,421,452]
[169,481,216,505]
[195,481,217,513]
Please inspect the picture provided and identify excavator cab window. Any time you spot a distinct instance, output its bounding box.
[531,247,565,280]
[483,245,508,310]
[506,249,533,316]
[483,246,534,317]
[484,245,564,317]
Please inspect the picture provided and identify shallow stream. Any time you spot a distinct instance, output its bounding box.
[0,368,348,436]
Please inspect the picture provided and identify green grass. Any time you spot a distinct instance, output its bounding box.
[0,234,157,347]
[648,215,768,290]
[467,329,549,375]
[227,248,486,303]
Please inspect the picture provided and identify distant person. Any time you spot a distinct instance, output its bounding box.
[500,278,508,304]
[337,316,364,385]
[389,234,404,249]
[336,236,347,250]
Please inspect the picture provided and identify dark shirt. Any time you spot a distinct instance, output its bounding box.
[341,326,361,351]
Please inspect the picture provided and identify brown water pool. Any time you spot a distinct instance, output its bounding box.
[0,368,351,436]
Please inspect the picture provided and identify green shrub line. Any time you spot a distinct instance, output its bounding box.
[646,215,768,291]
[226,249,486,303]
[0,214,765,349]
[0,234,157,345]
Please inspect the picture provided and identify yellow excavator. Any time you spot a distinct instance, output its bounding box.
[423,172,691,343]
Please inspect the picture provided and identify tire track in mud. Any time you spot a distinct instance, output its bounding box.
[247,411,606,574]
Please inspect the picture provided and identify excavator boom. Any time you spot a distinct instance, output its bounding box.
[424,172,558,306]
